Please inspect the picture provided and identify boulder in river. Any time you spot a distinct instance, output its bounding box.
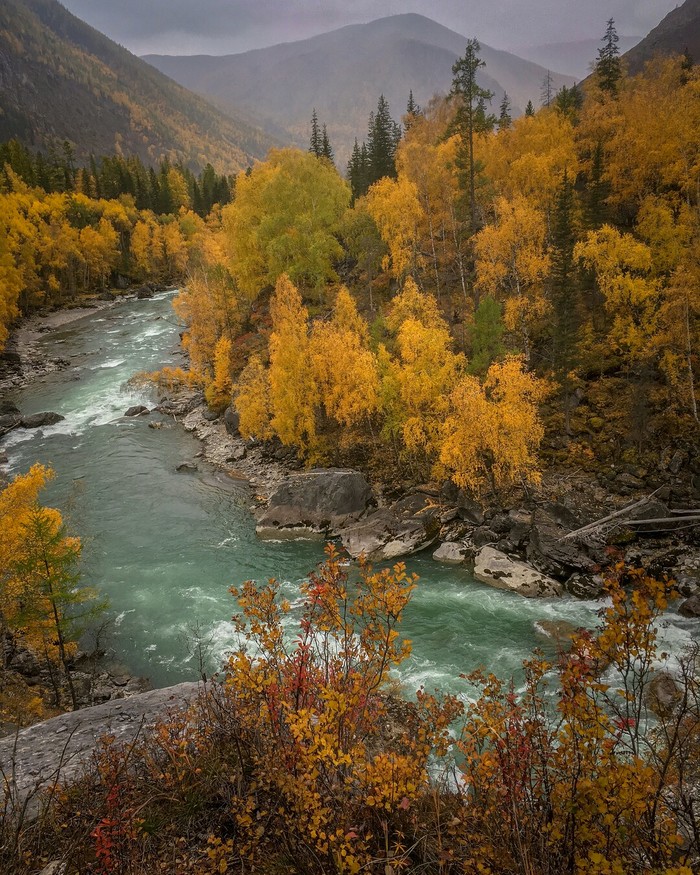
[136,284,154,299]
[678,594,700,617]
[0,413,22,435]
[256,469,372,536]
[124,405,150,417]
[176,461,198,473]
[474,546,562,598]
[339,493,441,561]
[433,541,470,564]
[20,411,65,428]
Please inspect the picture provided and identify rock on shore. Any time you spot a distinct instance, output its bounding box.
[474,546,562,598]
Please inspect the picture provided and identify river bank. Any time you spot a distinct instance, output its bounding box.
[1,290,699,733]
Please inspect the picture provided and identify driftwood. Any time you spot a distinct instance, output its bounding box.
[561,491,661,542]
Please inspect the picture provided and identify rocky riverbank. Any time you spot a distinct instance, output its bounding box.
[158,394,700,604]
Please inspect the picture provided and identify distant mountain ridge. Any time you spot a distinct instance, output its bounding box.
[145,14,576,166]
[0,0,277,171]
[515,36,641,81]
[622,0,700,75]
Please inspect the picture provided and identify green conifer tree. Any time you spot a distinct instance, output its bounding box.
[596,18,622,96]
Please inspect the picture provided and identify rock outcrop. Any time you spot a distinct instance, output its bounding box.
[0,683,202,818]
[20,411,65,428]
[474,546,562,598]
[339,493,441,561]
[256,469,372,537]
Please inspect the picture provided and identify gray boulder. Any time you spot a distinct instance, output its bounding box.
[256,469,372,535]
[0,413,21,435]
[136,284,154,299]
[564,572,607,599]
[527,506,599,578]
[432,541,469,564]
[678,594,700,618]
[474,546,562,598]
[124,405,150,417]
[20,412,65,428]
[0,683,202,818]
[340,493,441,561]
[176,461,198,473]
[223,406,240,436]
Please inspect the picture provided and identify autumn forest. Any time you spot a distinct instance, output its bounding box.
[1,7,700,874]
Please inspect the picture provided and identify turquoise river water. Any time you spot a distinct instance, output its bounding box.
[2,293,697,696]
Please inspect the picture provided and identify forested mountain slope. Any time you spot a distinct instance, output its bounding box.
[0,0,276,170]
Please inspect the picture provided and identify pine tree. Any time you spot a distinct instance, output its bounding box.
[596,18,622,96]
[498,92,512,131]
[468,296,505,375]
[367,95,400,184]
[525,100,535,117]
[451,38,495,231]
[309,108,322,158]
[320,124,334,162]
[585,141,610,229]
[554,84,583,119]
[405,90,422,130]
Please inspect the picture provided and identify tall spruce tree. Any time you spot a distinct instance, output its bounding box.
[451,38,495,231]
[309,108,322,157]
[498,92,512,131]
[596,18,622,96]
[320,124,334,162]
[368,95,401,184]
[525,100,535,117]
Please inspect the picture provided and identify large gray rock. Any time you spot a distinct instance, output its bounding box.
[527,506,600,578]
[256,469,372,535]
[20,411,65,429]
[432,541,469,564]
[0,413,21,435]
[340,493,441,561]
[136,284,154,299]
[223,406,240,436]
[0,683,202,818]
[678,594,700,618]
[474,546,562,598]
[124,405,150,417]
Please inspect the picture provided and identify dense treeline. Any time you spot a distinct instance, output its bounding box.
[0,140,234,216]
[0,144,239,349]
[172,49,700,492]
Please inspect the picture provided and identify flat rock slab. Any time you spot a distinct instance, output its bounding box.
[474,546,562,598]
[0,682,202,818]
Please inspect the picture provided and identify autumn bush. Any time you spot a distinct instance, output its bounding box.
[5,553,699,875]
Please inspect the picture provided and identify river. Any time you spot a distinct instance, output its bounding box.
[2,293,696,695]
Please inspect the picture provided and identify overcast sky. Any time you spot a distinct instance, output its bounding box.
[60,0,679,57]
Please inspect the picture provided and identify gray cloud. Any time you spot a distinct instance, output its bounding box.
[61,0,679,56]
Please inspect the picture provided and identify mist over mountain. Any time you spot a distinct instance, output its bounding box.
[145,14,575,166]
[0,0,276,170]
[515,36,641,80]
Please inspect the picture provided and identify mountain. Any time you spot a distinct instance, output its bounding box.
[622,0,700,75]
[145,14,575,166]
[514,36,641,81]
[0,0,277,171]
